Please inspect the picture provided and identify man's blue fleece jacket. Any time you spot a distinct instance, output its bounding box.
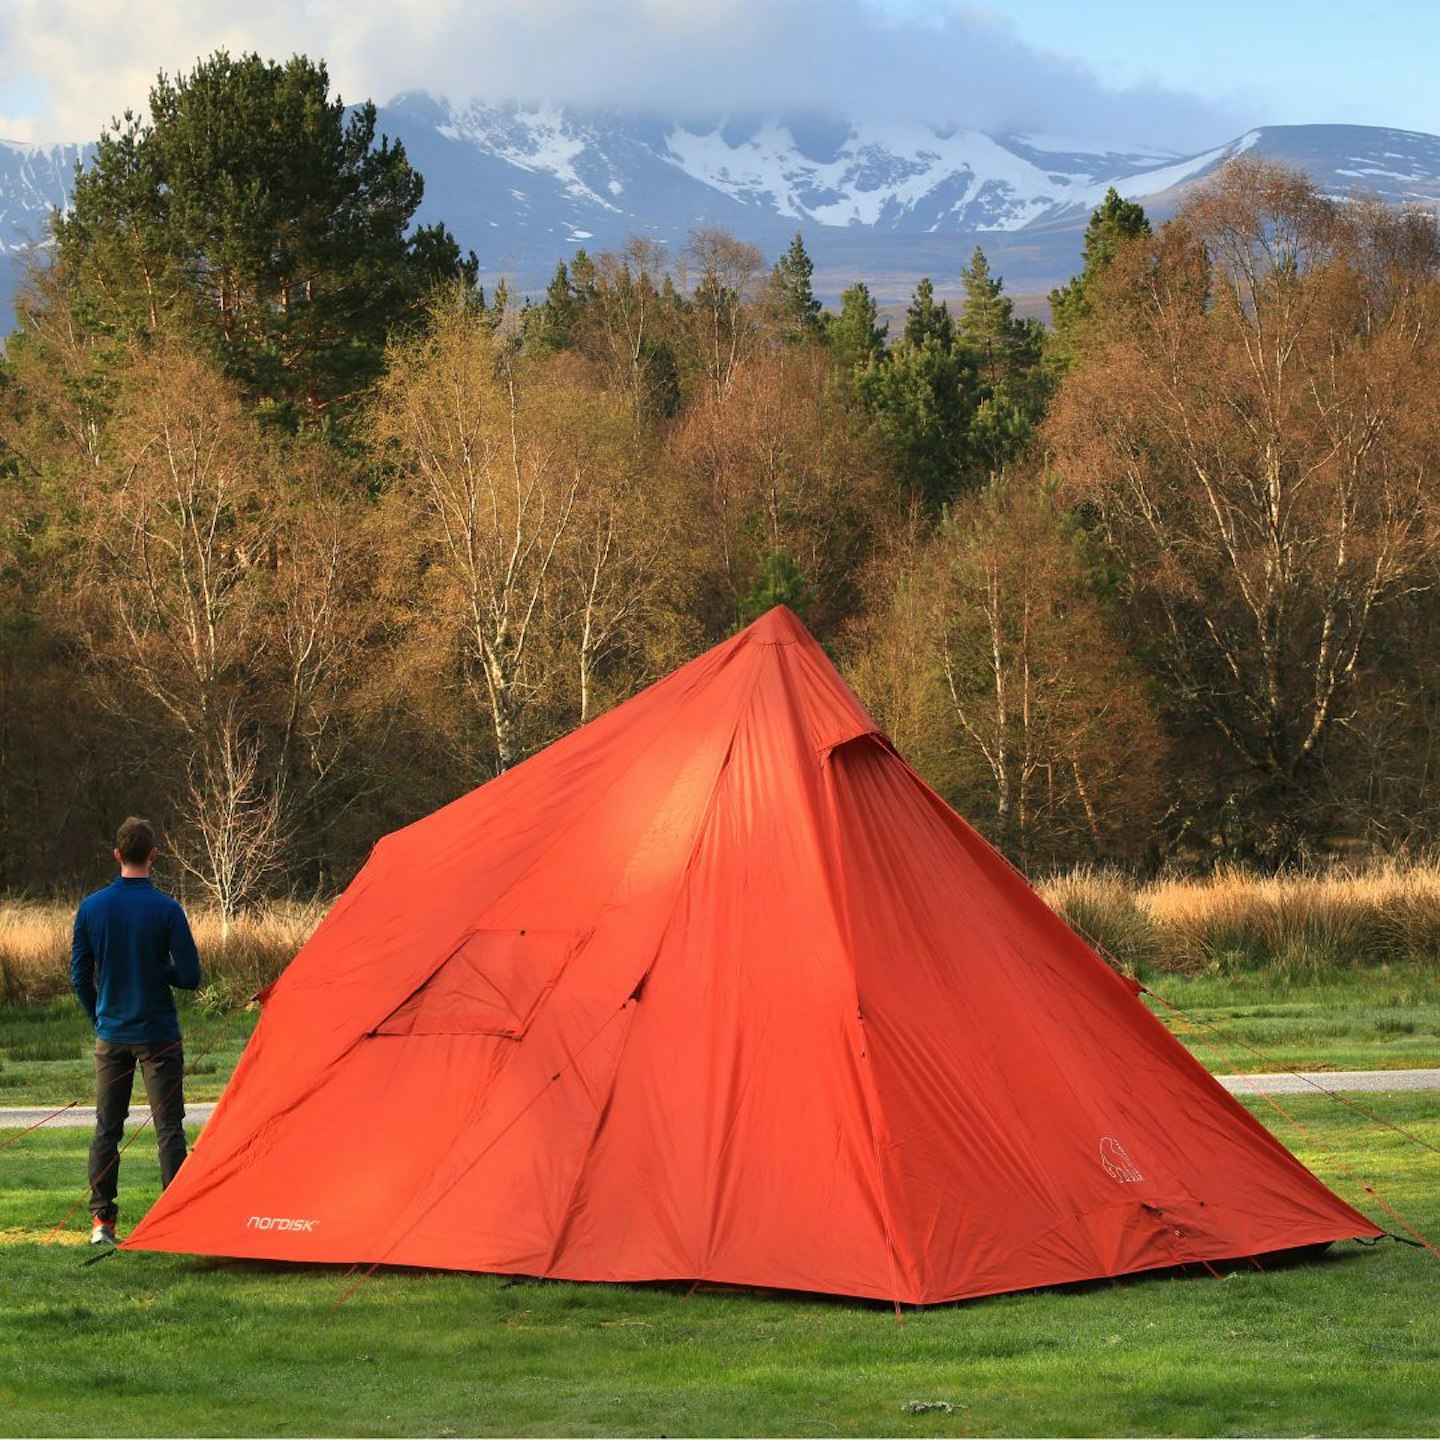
[71,877,202,1044]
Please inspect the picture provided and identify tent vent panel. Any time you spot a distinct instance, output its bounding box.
[375,928,588,1038]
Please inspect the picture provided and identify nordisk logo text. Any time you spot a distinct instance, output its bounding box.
[247,1215,319,1233]
[1099,1137,1144,1184]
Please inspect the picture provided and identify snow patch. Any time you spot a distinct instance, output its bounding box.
[1336,166,1428,184]
[1079,140,1238,209]
[663,118,1142,229]
[663,118,1258,230]
[1013,132,1181,162]
[443,103,624,213]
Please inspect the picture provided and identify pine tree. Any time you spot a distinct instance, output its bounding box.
[740,551,810,624]
[828,282,888,371]
[958,247,1012,354]
[769,232,824,343]
[526,261,578,353]
[1047,188,1151,367]
[857,277,979,511]
[54,51,476,427]
[903,276,955,351]
[957,246,1047,476]
[956,250,1025,380]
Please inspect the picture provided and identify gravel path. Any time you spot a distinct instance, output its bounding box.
[1215,1068,1440,1095]
[3,1069,1438,1131]
[2,1102,219,1130]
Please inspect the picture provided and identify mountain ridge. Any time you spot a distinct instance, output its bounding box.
[4,101,1440,324]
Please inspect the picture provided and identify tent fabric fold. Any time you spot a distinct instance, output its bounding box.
[124,606,1381,1302]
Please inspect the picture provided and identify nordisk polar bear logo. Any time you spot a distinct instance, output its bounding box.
[1099,1137,1144,1183]
[247,1215,319,1232]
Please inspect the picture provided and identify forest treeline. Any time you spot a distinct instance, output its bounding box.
[3,52,1440,908]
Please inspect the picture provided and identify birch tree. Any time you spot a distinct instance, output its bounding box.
[927,478,1164,866]
[683,229,765,407]
[372,297,640,768]
[1048,160,1440,854]
[844,478,1162,867]
[75,341,286,919]
[573,239,681,425]
[665,345,889,637]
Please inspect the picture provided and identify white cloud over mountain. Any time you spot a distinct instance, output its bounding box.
[0,0,1240,149]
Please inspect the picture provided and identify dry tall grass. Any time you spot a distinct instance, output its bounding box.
[6,865,1440,1006]
[1040,863,1440,979]
[0,900,326,1007]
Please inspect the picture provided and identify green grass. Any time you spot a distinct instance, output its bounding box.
[3,962,1436,1112]
[0,999,259,1106]
[1140,964,1440,1073]
[1,1095,1436,1436]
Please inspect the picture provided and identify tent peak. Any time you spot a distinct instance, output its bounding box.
[731,605,880,753]
[742,605,808,646]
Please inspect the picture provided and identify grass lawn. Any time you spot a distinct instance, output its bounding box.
[0,999,259,1106]
[0,1094,1437,1437]
[1139,962,1440,1074]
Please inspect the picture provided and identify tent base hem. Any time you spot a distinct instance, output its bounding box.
[118,1233,1375,1307]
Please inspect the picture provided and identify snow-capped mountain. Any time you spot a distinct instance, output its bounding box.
[0,140,85,241]
[4,101,1440,326]
[0,139,88,292]
[385,100,1440,299]
[388,93,1231,259]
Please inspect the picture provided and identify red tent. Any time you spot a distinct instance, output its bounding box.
[126,607,1380,1301]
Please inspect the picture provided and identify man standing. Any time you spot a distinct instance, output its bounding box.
[71,817,202,1245]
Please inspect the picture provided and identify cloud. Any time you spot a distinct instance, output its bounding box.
[0,0,1241,151]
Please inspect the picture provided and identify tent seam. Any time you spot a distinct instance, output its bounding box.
[815,733,922,1305]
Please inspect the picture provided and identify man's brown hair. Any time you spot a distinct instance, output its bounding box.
[115,816,156,867]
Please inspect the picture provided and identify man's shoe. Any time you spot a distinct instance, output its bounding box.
[90,1217,117,1246]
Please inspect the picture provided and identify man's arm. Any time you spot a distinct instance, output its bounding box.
[166,904,202,991]
[71,906,98,1026]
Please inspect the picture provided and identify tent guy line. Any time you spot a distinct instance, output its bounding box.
[1139,989,1440,1159]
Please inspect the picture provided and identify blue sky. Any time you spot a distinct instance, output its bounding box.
[955,0,1434,133]
[0,0,1430,148]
